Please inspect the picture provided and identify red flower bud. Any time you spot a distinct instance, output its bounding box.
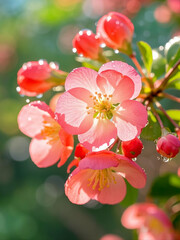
[74,143,89,159]
[17,60,66,96]
[122,137,143,158]
[73,30,101,59]
[156,134,180,158]
[96,12,134,54]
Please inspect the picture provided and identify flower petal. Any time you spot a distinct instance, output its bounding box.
[29,137,62,167]
[114,100,147,141]
[55,88,94,135]
[115,155,146,188]
[96,174,126,204]
[65,168,97,205]
[79,151,119,170]
[98,61,141,99]
[100,234,124,240]
[65,67,99,93]
[78,119,117,151]
[18,101,55,138]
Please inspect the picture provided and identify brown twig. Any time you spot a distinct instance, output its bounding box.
[158,92,180,103]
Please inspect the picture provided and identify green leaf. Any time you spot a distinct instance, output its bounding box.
[149,173,180,199]
[151,50,166,80]
[141,111,161,141]
[76,57,101,71]
[166,109,180,121]
[167,48,180,71]
[137,41,153,74]
[120,181,138,207]
[167,79,180,90]
[165,36,180,67]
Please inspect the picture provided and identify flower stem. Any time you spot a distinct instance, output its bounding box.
[116,139,122,153]
[158,92,180,103]
[151,105,164,129]
[154,101,180,129]
[156,59,180,91]
[108,138,118,151]
[130,53,153,88]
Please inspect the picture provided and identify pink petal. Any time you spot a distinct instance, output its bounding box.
[78,119,117,151]
[65,168,97,205]
[114,100,147,141]
[65,67,99,94]
[98,61,142,99]
[115,155,146,188]
[55,89,94,135]
[96,173,126,204]
[18,101,55,138]
[121,203,154,229]
[29,137,62,168]
[100,234,124,240]
[79,151,119,170]
[139,231,155,240]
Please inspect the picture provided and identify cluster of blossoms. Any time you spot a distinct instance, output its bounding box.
[17,11,180,239]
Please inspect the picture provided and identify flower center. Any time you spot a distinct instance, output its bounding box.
[148,218,165,234]
[87,92,117,120]
[41,119,60,144]
[88,168,117,191]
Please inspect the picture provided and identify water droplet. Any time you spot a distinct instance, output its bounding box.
[22,63,28,70]
[38,59,47,65]
[100,43,106,48]
[36,94,43,99]
[132,157,137,161]
[49,62,59,70]
[16,86,21,93]
[159,46,164,51]
[26,99,30,103]
[114,49,119,54]
[162,156,172,162]
[72,47,77,53]
[79,54,83,57]
[157,156,160,160]
[79,30,83,36]
[86,30,92,36]
[107,16,112,22]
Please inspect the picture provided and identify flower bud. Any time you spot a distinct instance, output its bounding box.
[17,60,67,96]
[122,137,143,158]
[156,134,180,158]
[73,30,101,59]
[96,12,134,55]
[74,143,89,159]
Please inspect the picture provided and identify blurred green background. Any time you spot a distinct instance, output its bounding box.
[0,0,180,239]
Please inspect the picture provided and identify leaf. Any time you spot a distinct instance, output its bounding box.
[137,41,153,74]
[149,173,180,199]
[166,109,180,121]
[151,50,166,80]
[165,36,180,67]
[76,57,101,71]
[141,111,161,141]
[167,48,180,71]
[120,181,138,207]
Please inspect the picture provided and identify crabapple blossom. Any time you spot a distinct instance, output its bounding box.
[121,203,175,240]
[156,134,180,158]
[18,101,73,168]
[73,30,102,59]
[100,234,124,240]
[65,151,146,205]
[96,12,134,54]
[56,61,147,151]
[122,137,143,158]
[17,60,67,96]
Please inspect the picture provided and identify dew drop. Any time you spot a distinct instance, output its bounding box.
[162,156,171,162]
[114,49,119,54]
[36,94,43,99]
[100,43,106,48]
[132,157,137,161]
[79,54,83,57]
[26,99,30,103]
[16,86,21,93]
[22,63,28,70]
[72,48,77,53]
[86,30,92,36]
[157,156,160,160]
[38,59,46,65]
[159,46,164,51]
[49,62,59,70]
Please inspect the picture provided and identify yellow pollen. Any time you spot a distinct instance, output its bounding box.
[41,119,60,144]
[88,169,117,191]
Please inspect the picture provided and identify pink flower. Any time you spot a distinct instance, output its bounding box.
[156,134,180,158]
[18,101,74,168]
[17,60,67,96]
[122,137,143,158]
[56,61,147,151]
[100,234,124,240]
[73,29,102,60]
[96,12,134,54]
[65,151,146,205]
[121,203,174,240]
